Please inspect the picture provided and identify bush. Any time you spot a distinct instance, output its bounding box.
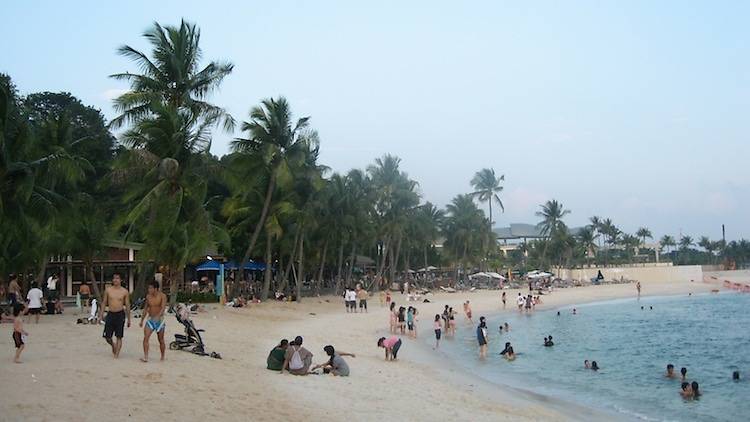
[175,292,219,303]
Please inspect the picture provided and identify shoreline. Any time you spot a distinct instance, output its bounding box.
[0,280,720,421]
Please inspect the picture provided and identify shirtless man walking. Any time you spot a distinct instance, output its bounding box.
[99,273,131,358]
[140,280,167,362]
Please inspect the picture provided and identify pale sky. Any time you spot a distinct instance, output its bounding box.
[3,1,748,240]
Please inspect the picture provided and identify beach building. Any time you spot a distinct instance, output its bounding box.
[46,240,144,296]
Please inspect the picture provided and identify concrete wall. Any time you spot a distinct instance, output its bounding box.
[559,265,704,284]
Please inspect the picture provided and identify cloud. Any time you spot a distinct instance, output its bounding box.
[100,88,128,101]
[505,187,548,216]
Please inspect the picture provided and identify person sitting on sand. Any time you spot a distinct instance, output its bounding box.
[378,336,402,361]
[267,339,289,371]
[500,342,515,360]
[591,361,599,371]
[311,345,354,376]
[666,364,676,378]
[283,336,314,375]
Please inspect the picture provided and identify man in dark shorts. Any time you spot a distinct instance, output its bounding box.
[357,286,368,313]
[100,273,131,358]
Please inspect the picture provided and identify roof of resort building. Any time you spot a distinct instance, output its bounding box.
[493,223,584,240]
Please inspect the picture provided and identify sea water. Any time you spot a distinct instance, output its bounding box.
[433,292,750,421]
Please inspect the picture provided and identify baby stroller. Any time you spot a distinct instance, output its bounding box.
[131,297,146,319]
[169,305,221,359]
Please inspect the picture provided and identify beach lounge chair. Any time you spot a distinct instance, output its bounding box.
[439,286,456,293]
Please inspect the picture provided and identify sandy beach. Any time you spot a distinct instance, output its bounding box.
[1,280,720,422]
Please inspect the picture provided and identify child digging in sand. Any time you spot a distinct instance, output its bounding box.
[12,304,28,363]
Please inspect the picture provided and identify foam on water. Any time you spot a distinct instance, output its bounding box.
[430,292,750,422]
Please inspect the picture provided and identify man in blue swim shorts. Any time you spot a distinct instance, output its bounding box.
[139,280,167,362]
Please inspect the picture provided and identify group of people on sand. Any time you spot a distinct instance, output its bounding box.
[266,336,355,376]
[389,302,420,339]
[343,285,368,313]
[10,272,169,363]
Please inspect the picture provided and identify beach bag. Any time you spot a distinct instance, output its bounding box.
[289,346,304,370]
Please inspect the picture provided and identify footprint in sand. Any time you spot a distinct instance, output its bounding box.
[144,372,162,381]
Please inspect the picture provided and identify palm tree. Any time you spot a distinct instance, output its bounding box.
[636,227,652,245]
[577,226,597,263]
[367,154,419,288]
[535,200,570,266]
[470,168,504,230]
[110,20,234,131]
[621,234,640,263]
[536,200,570,237]
[635,227,653,261]
[659,235,676,255]
[589,216,603,248]
[679,235,694,251]
[698,236,714,264]
[0,75,91,282]
[115,104,218,302]
[231,97,313,280]
[443,194,487,281]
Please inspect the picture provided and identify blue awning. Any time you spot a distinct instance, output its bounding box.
[195,260,267,271]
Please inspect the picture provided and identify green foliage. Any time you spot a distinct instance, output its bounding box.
[176,291,219,303]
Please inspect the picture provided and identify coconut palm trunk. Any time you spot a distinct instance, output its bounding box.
[345,242,357,285]
[296,234,305,302]
[316,239,328,295]
[261,235,273,300]
[239,170,277,280]
[334,238,345,294]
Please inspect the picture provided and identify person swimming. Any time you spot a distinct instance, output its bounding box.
[681,367,688,381]
[666,364,675,378]
[584,360,591,369]
[733,371,741,381]
[543,336,554,347]
[500,342,515,360]
[691,381,700,398]
[680,382,692,398]
[591,361,599,371]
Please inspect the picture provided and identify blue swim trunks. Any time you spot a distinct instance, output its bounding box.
[145,318,165,332]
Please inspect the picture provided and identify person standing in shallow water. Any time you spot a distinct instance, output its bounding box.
[433,314,442,350]
[476,317,488,359]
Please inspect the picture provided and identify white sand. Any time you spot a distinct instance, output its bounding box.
[1,280,719,422]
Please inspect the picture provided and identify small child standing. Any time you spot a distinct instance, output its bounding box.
[433,314,442,349]
[406,307,415,338]
[12,304,28,363]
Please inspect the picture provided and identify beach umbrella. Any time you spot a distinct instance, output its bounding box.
[486,272,506,280]
[469,272,489,279]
